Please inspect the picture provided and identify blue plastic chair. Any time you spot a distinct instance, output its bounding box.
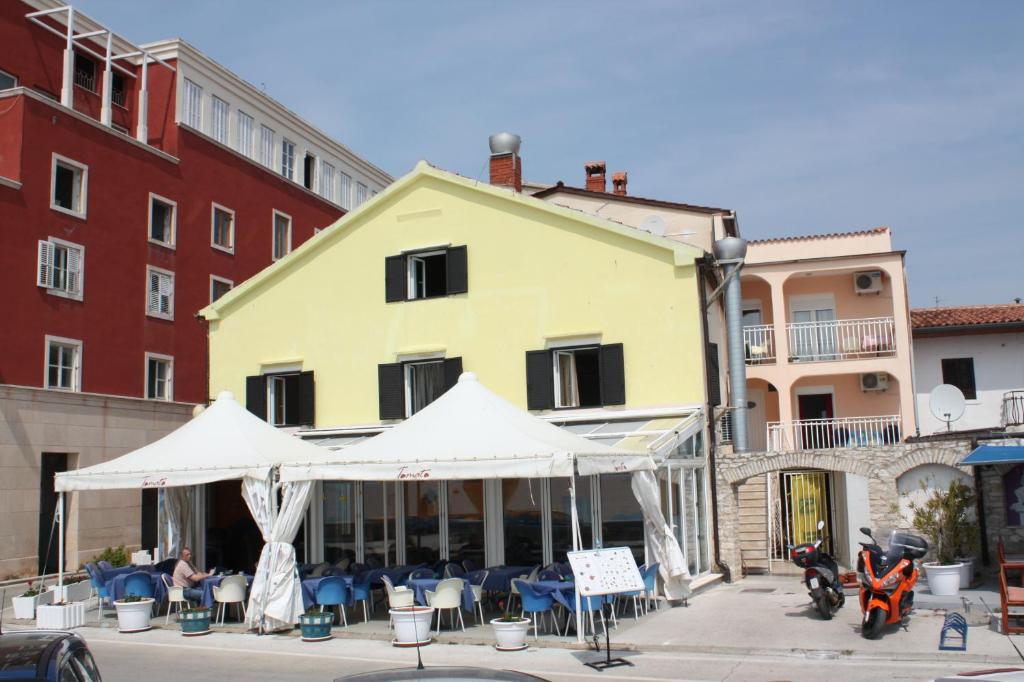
[85,563,111,620]
[514,580,560,639]
[315,576,349,627]
[98,560,114,573]
[350,578,373,623]
[563,591,607,637]
[642,563,660,613]
[409,567,434,579]
[123,571,154,599]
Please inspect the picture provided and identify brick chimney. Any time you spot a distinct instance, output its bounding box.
[612,171,627,196]
[488,132,522,192]
[585,161,606,193]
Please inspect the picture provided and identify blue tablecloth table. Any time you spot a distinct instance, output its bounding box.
[107,572,167,603]
[300,575,355,610]
[481,566,533,593]
[529,580,576,610]
[406,577,474,613]
[200,574,254,608]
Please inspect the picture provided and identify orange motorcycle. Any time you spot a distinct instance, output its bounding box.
[856,526,928,639]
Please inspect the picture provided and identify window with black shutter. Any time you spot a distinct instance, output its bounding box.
[525,344,625,410]
[378,357,464,419]
[941,358,977,400]
[247,371,315,426]
[384,245,468,302]
[706,342,721,406]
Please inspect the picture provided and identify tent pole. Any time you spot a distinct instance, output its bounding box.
[570,469,582,643]
[57,491,65,594]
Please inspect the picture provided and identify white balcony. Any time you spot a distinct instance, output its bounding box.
[786,316,896,363]
[1004,391,1024,428]
[743,325,776,364]
[766,415,901,452]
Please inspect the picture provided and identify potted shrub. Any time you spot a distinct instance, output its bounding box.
[389,605,434,647]
[37,600,86,629]
[490,599,530,651]
[909,479,977,597]
[12,581,53,620]
[113,594,155,633]
[298,607,335,641]
[179,606,213,636]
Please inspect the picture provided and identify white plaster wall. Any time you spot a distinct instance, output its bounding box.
[839,473,870,566]
[896,463,973,527]
[913,332,1024,434]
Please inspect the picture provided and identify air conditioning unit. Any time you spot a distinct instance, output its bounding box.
[860,372,889,392]
[853,270,883,295]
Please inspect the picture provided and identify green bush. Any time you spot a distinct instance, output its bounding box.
[92,545,130,568]
[908,479,979,565]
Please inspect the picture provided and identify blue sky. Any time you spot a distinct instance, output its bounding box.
[75,0,1023,306]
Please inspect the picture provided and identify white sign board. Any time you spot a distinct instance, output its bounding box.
[568,547,645,597]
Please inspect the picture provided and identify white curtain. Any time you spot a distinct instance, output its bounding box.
[631,470,691,600]
[242,477,313,632]
[159,486,194,562]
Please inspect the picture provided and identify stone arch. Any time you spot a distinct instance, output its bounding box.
[723,449,877,485]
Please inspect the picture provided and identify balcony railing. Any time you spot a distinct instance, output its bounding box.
[786,316,896,363]
[1004,391,1024,428]
[743,324,775,364]
[766,415,901,452]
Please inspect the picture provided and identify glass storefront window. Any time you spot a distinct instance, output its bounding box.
[695,467,710,573]
[404,481,440,564]
[323,481,356,565]
[503,479,543,566]
[447,480,485,568]
[364,481,396,566]
[600,473,644,564]
[551,477,593,561]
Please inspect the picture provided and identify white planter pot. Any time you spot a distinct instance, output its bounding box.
[12,590,52,620]
[924,562,964,597]
[490,617,531,651]
[114,598,155,633]
[955,558,974,589]
[390,606,434,647]
[49,581,92,603]
[37,602,86,629]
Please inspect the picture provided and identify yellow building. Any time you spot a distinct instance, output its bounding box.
[199,151,718,578]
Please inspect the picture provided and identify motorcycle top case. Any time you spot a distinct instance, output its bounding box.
[891,532,928,559]
[790,543,820,568]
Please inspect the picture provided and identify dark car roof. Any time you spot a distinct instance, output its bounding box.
[0,631,73,681]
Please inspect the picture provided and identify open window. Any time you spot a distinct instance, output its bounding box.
[45,335,82,392]
[148,193,176,247]
[384,246,468,302]
[525,344,625,410]
[37,237,84,300]
[941,357,977,400]
[51,154,88,218]
[245,371,315,427]
[377,357,462,420]
[145,353,173,400]
[211,203,234,252]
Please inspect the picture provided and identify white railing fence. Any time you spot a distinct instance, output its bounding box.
[743,325,775,364]
[1004,391,1024,428]
[786,316,896,362]
[766,415,901,452]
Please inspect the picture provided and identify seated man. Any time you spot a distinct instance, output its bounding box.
[173,547,213,604]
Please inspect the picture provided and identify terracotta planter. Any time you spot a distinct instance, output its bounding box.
[390,606,434,647]
[924,562,964,597]
[490,617,531,651]
[114,598,155,633]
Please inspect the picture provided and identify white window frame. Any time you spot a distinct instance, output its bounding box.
[406,249,446,300]
[236,110,254,158]
[0,68,17,90]
[182,78,202,129]
[144,352,174,401]
[50,153,88,219]
[356,181,368,206]
[145,265,175,320]
[550,345,601,409]
[281,139,296,180]
[320,161,336,202]
[259,125,275,168]
[44,335,82,392]
[210,95,229,143]
[339,172,352,210]
[147,192,177,248]
[403,356,446,418]
[209,274,233,303]
[272,210,292,261]
[37,236,84,301]
[210,202,235,254]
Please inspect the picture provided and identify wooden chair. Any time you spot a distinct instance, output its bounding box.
[999,561,1024,634]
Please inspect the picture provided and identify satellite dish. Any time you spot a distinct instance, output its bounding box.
[640,215,666,236]
[929,384,966,432]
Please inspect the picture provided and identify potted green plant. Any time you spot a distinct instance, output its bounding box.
[113,594,155,633]
[489,599,530,651]
[298,607,335,641]
[908,479,977,597]
[12,581,53,620]
[179,606,213,636]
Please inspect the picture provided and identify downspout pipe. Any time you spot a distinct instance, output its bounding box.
[713,237,749,454]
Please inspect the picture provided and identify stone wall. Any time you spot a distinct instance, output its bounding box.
[713,438,973,578]
[977,438,1024,555]
[0,385,193,578]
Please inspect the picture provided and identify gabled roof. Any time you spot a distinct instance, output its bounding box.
[200,161,704,321]
[911,304,1024,332]
[532,181,732,216]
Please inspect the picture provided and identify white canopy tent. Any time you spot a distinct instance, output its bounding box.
[53,390,327,633]
[280,372,690,640]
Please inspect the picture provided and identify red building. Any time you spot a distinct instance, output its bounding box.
[0,0,390,576]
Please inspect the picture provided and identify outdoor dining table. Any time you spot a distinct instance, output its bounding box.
[529,579,576,610]
[481,566,533,593]
[406,577,475,613]
[300,575,355,610]
[199,574,254,608]
[107,571,168,603]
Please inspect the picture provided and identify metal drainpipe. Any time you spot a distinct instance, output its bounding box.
[713,237,749,454]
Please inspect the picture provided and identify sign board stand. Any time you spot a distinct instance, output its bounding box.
[568,547,645,672]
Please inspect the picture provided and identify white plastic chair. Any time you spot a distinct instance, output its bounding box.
[468,571,489,625]
[383,575,414,629]
[160,572,191,625]
[425,578,465,634]
[508,573,529,613]
[212,575,247,625]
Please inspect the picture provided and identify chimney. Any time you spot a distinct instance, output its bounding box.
[585,161,606,193]
[488,132,522,192]
[612,171,627,196]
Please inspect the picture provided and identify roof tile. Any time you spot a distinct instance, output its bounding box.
[911,304,1024,330]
